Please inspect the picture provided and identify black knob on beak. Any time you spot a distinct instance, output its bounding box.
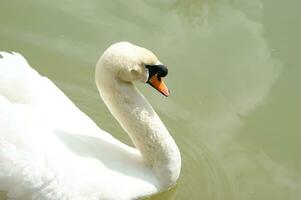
[145,64,168,81]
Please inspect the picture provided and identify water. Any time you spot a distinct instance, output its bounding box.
[0,0,300,199]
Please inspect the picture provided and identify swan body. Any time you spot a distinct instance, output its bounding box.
[0,42,181,200]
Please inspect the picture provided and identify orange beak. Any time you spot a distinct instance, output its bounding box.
[147,73,170,97]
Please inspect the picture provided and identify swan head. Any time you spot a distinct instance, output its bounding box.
[96,42,170,96]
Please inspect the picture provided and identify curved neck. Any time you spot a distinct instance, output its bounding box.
[95,68,181,188]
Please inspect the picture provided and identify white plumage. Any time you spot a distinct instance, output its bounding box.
[0,42,181,200]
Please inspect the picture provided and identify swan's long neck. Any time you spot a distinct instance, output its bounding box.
[96,66,181,188]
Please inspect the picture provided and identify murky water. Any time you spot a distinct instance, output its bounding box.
[0,0,300,199]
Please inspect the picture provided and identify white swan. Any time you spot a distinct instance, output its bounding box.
[0,42,181,200]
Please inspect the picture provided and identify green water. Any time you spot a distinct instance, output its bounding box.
[0,0,300,199]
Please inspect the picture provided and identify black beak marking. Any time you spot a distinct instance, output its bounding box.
[145,64,168,82]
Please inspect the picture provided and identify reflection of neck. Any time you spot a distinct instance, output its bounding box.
[96,70,181,188]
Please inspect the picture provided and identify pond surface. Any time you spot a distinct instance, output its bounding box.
[0,0,300,199]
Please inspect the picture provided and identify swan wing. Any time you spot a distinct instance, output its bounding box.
[0,52,108,138]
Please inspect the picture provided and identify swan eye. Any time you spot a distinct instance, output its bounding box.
[130,69,139,77]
